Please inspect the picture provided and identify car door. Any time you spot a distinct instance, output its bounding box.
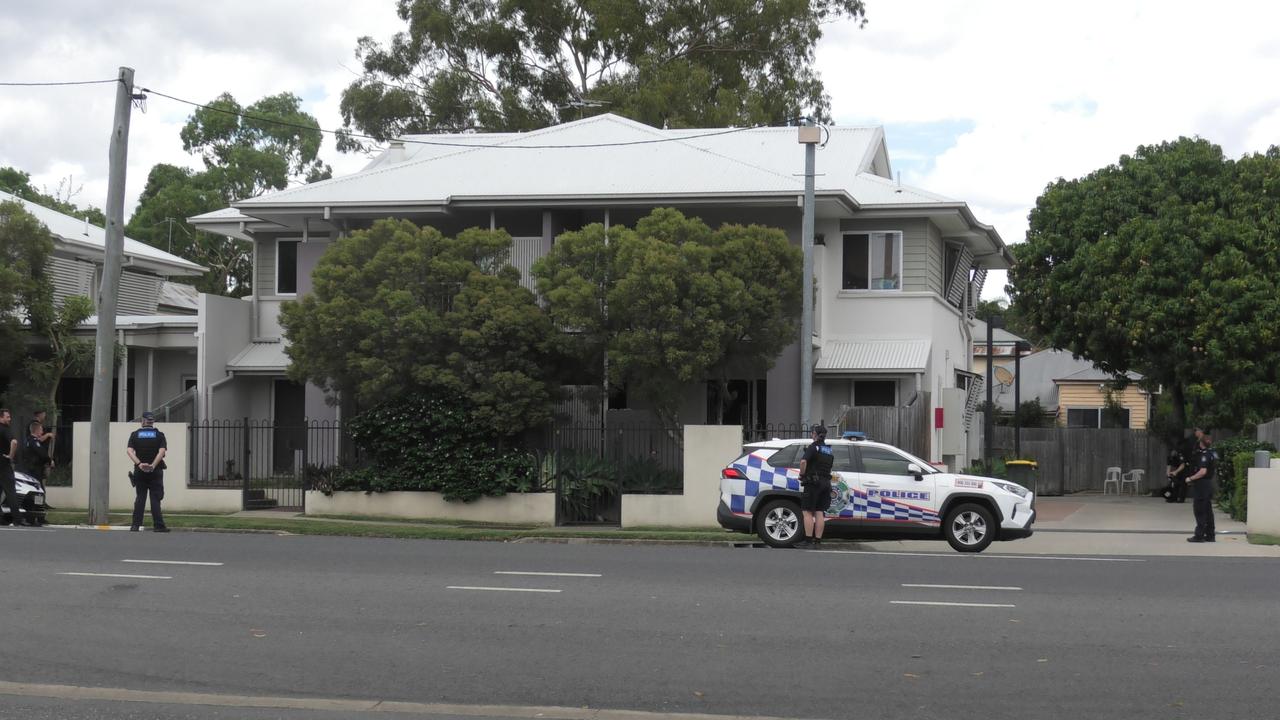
[854,445,941,527]
[824,444,863,525]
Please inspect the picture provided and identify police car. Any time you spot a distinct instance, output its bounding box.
[716,437,1034,552]
[2,469,48,527]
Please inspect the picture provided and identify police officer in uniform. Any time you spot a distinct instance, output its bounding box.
[795,424,835,548]
[1185,431,1217,543]
[0,408,25,527]
[126,412,169,532]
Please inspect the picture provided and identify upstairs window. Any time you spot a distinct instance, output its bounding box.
[277,240,299,295]
[842,232,902,290]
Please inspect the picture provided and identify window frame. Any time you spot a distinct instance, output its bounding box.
[275,238,300,296]
[841,231,904,291]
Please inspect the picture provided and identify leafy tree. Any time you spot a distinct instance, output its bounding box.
[22,295,96,434]
[128,93,332,295]
[125,165,251,295]
[1009,138,1280,431]
[337,0,867,148]
[278,219,560,433]
[532,208,802,429]
[180,92,332,200]
[0,200,56,377]
[0,167,106,227]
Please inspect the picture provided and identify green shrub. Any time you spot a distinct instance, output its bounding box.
[343,394,532,502]
[1214,437,1275,522]
[620,456,683,494]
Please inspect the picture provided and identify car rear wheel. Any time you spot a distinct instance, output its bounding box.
[944,502,995,553]
[756,498,803,548]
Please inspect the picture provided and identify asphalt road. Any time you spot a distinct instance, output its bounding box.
[1,527,1278,720]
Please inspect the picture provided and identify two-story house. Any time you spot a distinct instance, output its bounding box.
[190,114,1009,468]
[0,189,206,433]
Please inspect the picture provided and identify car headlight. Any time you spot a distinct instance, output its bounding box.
[992,481,1029,498]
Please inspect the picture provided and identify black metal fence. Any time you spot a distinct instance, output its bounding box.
[188,419,349,511]
[528,424,684,525]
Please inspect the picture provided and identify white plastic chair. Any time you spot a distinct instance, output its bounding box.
[1121,469,1145,495]
[1103,466,1122,494]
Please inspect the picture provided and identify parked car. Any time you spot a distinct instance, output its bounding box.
[716,437,1034,552]
[2,470,48,526]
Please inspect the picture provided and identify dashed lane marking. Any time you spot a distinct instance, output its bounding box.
[58,572,172,580]
[446,586,561,593]
[123,559,224,566]
[890,600,1016,608]
[494,571,601,577]
[902,583,1022,591]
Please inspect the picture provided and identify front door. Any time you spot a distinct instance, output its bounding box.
[854,445,941,528]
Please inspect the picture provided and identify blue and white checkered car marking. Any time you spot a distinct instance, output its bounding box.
[726,451,801,513]
[727,451,941,526]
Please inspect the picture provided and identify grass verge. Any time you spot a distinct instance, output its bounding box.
[44,511,738,543]
[1247,533,1280,545]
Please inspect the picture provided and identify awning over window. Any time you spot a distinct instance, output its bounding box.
[227,341,289,374]
[816,338,931,374]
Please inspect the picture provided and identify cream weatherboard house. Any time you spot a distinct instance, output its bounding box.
[190,114,1011,470]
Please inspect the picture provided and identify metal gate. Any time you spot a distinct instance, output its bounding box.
[188,419,346,512]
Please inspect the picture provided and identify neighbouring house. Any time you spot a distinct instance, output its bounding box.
[983,343,1155,429]
[190,113,1011,469]
[0,189,207,427]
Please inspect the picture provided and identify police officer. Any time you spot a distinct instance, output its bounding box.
[1185,430,1217,543]
[0,408,24,528]
[1164,434,1193,503]
[126,411,169,533]
[795,424,835,548]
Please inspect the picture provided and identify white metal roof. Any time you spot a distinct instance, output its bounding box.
[227,341,289,373]
[0,190,206,276]
[81,314,199,329]
[815,338,932,374]
[157,281,200,312]
[233,114,952,209]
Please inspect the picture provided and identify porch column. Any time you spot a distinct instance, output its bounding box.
[146,348,155,412]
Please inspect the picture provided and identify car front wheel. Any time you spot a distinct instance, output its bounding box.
[944,503,995,553]
[756,498,802,548]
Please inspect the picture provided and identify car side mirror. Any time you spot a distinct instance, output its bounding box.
[907,463,924,481]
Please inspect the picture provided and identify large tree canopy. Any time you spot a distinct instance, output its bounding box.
[532,207,802,428]
[1008,138,1280,432]
[125,164,251,296]
[278,220,561,432]
[337,0,866,148]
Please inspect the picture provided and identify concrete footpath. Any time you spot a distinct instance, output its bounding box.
[870,494,1280,558]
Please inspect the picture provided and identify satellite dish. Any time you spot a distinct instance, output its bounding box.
[994,365,1014,386]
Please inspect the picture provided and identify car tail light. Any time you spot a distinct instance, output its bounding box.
[722,467,746,480]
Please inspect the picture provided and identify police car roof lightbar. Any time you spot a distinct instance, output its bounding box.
[842,431,867,441]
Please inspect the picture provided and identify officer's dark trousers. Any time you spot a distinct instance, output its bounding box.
[1,461,18,524]
[132,470,166,530]
[1192,494,1215,539]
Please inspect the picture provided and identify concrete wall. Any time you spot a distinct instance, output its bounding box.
[50,422,241,512]
[1247,461,1280,537]
[305,491,556,524]
[197,293,252,420]
[621,424,742,528]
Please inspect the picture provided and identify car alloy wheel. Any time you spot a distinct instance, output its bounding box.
[944,502,995,553]
[757,499,801,548]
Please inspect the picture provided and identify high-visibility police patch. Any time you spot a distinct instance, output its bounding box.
[138,429,158,439]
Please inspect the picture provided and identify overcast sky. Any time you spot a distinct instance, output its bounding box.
[2,1,1277,299]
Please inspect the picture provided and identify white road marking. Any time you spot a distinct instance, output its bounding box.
[891,600,1016,608]
[812,549,1145,562]
[446,586,561,593]
[58,572,172,580]
[494,571,601,577]
[902,583,1022,591]
[123,559,224,566]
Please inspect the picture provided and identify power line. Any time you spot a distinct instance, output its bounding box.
[137,85,790,150]
[0,78,122,86]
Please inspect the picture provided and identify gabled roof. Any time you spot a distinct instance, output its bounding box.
[1056,367,1144,383]
[227,341,288,374]
[233,114,948,209]
[0,190,206,277]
